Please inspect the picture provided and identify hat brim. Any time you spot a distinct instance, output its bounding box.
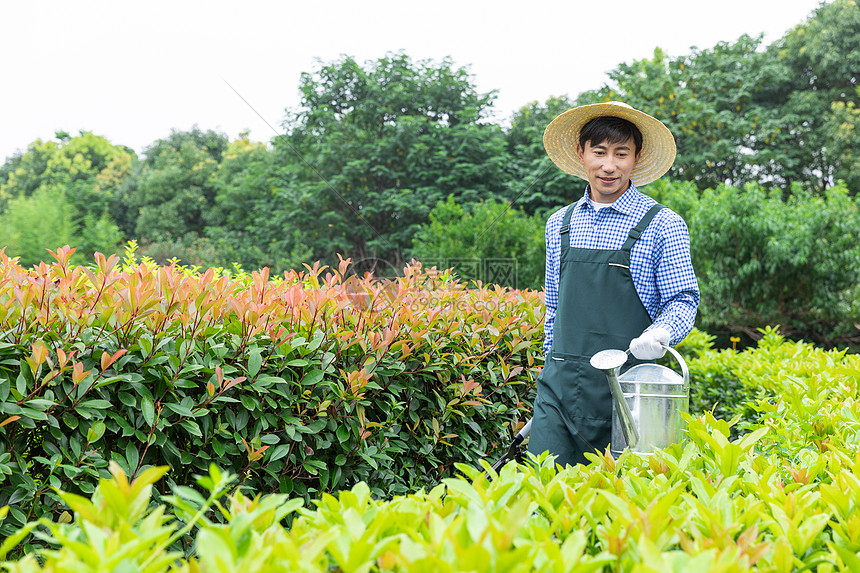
[543,102,676,186]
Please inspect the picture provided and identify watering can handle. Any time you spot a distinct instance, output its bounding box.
[661,344,690,388]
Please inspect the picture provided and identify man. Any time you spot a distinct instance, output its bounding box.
[527,101,699,467]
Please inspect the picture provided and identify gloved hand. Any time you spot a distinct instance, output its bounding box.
[630,327,671,360]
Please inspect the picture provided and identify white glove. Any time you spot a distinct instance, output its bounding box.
[630,327,671,360]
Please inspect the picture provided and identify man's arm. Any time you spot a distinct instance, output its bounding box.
[542,211,562,356]
[649,213,700,346]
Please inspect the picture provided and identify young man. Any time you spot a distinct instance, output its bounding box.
[528,102,699,467]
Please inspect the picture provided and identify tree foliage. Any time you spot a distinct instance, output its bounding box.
[763,0,860,190]
[132,127,228,244]
[0,132,131,264]
[411,196,545,290]
[273,52,509,268]
[503,96,584,216]
[0,188,78,266]
[654,179,860,347]
[205,136,312,271]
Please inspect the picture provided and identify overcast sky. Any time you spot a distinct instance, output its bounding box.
[1,0,825,163]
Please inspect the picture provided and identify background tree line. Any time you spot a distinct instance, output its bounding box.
[0,0,858,346]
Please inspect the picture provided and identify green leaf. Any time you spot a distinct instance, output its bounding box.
[268,444,291,463]
[20,407,48,421]
[336,425,350,443]
[212,439,225,457]
[239,395,258,411]
[139,334,153,358]
[180,419,203,438]
[118,392,137,407]
[301,369,325,386]
[80,399,113,410]
[24,399,55,410]
[248,349,263,378]
[63,413,79,429]
[141,395,155,427]
[164,402,195,418]
[737,426,769,451]
[306,419,326,433]
[125,442,140,474]
[15,371,27,397]
[87,421,106,443]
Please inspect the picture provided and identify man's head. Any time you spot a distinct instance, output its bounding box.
[575,117,642,202]
[578,115,643,158]
[543,102,676,195]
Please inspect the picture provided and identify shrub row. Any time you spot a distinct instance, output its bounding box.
[649,179,860,349]
[0,247,542,536]
[4,329,860,571]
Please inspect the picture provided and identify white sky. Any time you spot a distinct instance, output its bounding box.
[1,0,824,163]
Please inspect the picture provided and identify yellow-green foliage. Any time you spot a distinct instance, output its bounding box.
[3,330,860,571]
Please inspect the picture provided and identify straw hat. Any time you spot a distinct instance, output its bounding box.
[543,102,676,186]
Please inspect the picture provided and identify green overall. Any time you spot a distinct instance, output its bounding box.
[528,203,664,467]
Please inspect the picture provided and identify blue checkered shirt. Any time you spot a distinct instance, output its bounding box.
[542,183,700,356]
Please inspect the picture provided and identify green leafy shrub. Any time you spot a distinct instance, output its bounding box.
[673,327,757,437]
[692,182,860,347]
[7,401,860,571]
[683,325,860,444]
[649,179,860,349]
[0,247,542,536]
[410,196,546,290]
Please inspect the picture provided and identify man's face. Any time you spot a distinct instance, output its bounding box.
[576,137,640,203]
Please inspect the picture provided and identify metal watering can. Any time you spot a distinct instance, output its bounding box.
[590,345,689,457]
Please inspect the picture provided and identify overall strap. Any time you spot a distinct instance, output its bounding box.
[621,204,664,252]
[558,204,576,238]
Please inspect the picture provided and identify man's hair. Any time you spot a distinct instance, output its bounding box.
[578,116,643,155]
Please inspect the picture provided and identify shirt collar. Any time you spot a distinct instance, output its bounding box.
[578,182,642,216]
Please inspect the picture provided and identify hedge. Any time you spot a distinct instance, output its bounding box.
[0,246,542,536]
[3,331,860,571]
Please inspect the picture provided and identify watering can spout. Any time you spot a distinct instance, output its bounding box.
[589,348,640,449]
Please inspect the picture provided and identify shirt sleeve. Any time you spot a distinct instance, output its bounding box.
[542,210,562,356]
[648,212,700,346]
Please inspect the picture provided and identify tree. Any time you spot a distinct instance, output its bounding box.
[411,196,545,290]
[503,96,586,216]
[0,187,78,266]
[0,132,131,262]
[827,99,860,192]
[274,52,509,269]
[205,135,312,271]
[763,0,860,191]
[775,0,858,100]
[131,127,228,243]
[0,132,132,215]
[0,141,57,202]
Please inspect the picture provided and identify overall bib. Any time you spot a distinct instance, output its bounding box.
[528,203,664,467]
